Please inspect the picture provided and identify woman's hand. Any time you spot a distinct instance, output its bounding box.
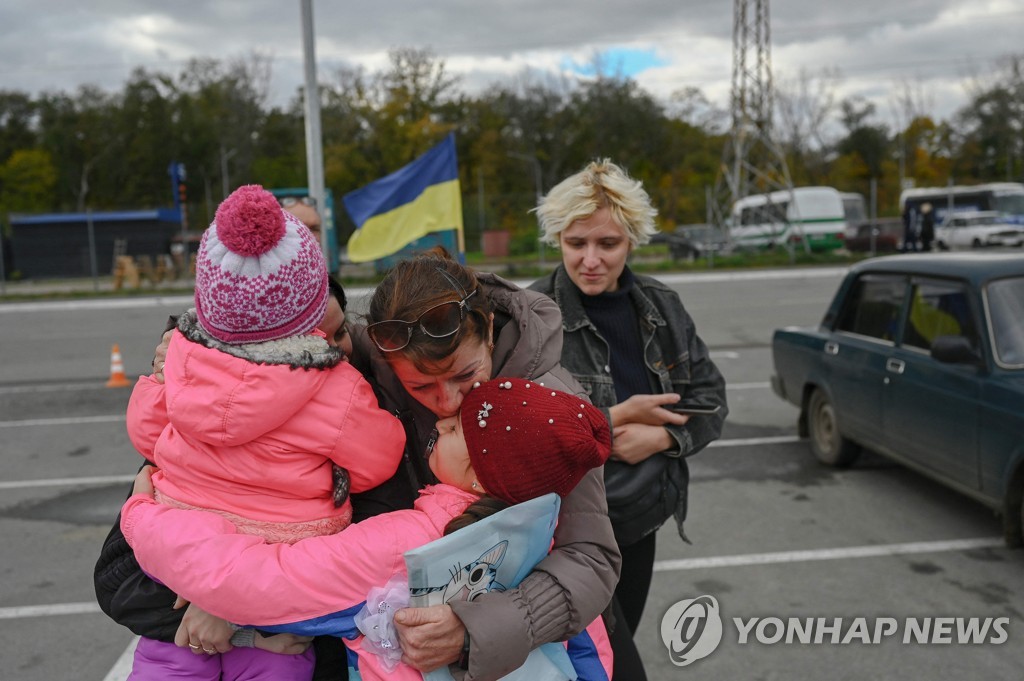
[173,601,235,655]
[132,465,156,498]
[152,329,173,383]
[610,422,676,464]
[609,393,689,427]
[254,632,314,655]
[394,604,464,672]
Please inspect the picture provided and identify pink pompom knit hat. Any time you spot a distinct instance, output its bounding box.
[194,184,329,345]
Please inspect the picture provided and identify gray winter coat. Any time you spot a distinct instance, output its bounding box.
[350,271,620,681]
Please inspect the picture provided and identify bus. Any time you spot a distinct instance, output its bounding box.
[729,186,865,251]
[899,183,1024,227]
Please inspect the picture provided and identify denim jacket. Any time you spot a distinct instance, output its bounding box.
[530,265,727,543]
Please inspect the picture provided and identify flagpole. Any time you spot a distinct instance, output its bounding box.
[300,0,328,262]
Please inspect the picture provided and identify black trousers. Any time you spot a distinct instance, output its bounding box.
[608,594,648,680]
[615,530,658,635]
[311,636,347,680]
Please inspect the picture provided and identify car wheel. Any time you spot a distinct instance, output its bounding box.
[937,241,949,251]
[1019,497,1024,548]
[807,388,860,467]
[972,238,983,249]
[1004,487,1024,548]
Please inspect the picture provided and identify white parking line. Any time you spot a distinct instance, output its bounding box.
[708,435,802,447]
[2,538,994,621]
[0,382,108,394]
[728,381,771,389]
[653,537,1004,572]
[0,602,102,618]
[0,382,770,426]
[0,437,804,492]
[0,414,125,428]
[0,295,195,314]
[103,636,139,681]
[0,474,134,490]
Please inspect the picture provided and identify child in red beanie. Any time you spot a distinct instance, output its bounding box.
[435,376,611,505]
[121,377,613,681]
[124,185,405,681]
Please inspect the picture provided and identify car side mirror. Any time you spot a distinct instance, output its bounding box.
[931,335,980,365]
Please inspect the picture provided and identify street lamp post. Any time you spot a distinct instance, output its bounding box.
[220,145,238,199]
[300,0,328,259]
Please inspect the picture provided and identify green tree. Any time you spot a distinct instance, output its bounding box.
[954,54,1024,182]
[832,98,892,200]
[113,69,178,207]
[0,91,37,164]
[36,86,122,211]
[0,149,58,212]
[173,54,271,224]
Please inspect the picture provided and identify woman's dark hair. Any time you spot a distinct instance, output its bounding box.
[328,275,347,312]
[367,247,493,372]
[443,495,510,536]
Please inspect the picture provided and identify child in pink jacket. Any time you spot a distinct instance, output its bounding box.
[122,378,614,680]
[125,185,405,680]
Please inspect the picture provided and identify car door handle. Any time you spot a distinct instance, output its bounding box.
[824,341,839,355]
[886,358,905,374]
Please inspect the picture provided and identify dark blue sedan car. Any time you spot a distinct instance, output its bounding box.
[771,253,1024,545]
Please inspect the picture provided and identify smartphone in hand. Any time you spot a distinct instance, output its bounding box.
[668,404,722,416]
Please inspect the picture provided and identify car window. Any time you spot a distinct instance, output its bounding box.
[835,274,905,341]
[902,279,978,352]
[986,277,1024,367]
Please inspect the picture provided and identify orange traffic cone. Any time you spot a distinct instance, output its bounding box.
[106,343,132,388]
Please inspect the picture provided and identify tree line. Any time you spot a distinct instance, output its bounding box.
[1,48,1022,252]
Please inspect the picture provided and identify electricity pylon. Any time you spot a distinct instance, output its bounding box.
[711,0,803,253]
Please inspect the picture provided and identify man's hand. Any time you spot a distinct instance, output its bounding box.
[394,604,464,672]
[173,601,235,655]
[610,422,677,464]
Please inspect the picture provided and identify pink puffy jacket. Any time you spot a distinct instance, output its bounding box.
[127,318,404,540]
[121,485,613,680]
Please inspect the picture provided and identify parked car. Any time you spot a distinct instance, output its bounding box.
[661,224,731,261]
[843,218,903,252]
[935,211,1024,250]
[771,253,1024,545]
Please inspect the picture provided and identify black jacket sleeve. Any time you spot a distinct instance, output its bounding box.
[95,320,184,641]
[94,479,182,642]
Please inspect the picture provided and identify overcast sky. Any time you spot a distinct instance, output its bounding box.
[2,1,1022,131]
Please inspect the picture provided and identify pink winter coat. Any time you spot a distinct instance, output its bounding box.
[120,484,613,680]
[126,311,405,541]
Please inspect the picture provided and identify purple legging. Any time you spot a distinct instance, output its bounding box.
[129,636,315,681]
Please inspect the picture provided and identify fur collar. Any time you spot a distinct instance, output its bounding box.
[178,309,344,370]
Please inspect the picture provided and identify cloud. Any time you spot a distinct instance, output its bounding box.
[1,0,1021,126]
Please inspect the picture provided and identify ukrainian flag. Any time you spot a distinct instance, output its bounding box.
[343,133,463,263]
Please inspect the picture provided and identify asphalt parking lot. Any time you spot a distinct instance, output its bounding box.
[1,267,1020,680]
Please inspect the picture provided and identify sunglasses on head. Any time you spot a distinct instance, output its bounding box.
[367,268,478,353]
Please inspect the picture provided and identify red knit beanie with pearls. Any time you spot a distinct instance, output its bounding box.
[194,184,328,344]
[459,378,612,504]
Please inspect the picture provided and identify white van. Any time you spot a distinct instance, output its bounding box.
[730,186,863,251]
